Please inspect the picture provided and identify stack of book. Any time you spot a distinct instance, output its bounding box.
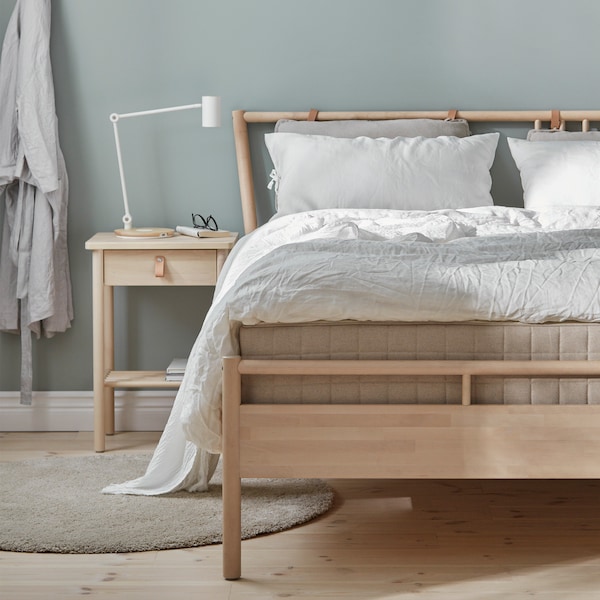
[165,358,187,382]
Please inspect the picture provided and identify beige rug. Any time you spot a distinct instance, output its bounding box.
[0,454,334,554]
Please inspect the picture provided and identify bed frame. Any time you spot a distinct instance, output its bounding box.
[222,109,600,580]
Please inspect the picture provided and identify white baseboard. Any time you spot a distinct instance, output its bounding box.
[0,390,176,432]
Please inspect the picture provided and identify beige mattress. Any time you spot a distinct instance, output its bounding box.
[239,321,600,405]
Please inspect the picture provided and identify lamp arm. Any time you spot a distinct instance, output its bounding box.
[110,115,133,229]
[112,103,203,120]
[109,96,221,232]
[109,105,202,230]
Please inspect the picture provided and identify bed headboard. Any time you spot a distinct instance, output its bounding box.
[232,109,600,235]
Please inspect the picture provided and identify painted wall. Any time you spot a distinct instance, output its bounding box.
[1,0,599,392]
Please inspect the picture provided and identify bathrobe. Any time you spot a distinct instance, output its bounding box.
[0,0,73,404]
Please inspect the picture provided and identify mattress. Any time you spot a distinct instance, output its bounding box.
[240,321,600,405]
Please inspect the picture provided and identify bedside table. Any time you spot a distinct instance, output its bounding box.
[85,232,238,452]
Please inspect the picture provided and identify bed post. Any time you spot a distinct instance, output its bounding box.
[222,356,242,580]
[232,110,258,234]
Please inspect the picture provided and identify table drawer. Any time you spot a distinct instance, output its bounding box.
[104,250,217,286]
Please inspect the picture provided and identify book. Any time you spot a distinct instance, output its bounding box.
[175,226,231,238]
[165,357,187,381]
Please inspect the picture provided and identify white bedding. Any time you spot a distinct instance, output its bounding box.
[103,206,600,495]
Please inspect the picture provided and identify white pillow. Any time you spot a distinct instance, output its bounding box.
[265,132,499,215]
[508,137,600,209]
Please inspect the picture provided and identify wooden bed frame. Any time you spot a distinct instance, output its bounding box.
[222,109,600,580]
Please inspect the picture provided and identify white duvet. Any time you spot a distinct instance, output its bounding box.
[103,206,600,495]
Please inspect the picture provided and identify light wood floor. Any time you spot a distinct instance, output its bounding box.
[3,432,600,599]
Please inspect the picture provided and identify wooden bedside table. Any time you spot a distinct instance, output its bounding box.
[85,232,238,452]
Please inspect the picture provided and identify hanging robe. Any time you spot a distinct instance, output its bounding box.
[0,0,73,404]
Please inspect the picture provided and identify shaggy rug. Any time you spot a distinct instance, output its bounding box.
[0,454,334,554]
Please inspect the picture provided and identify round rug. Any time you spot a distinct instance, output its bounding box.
[0,454,334,554]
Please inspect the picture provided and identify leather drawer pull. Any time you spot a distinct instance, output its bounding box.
[154,256,165,277]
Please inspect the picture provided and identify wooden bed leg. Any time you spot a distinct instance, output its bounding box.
[222,356,242,580]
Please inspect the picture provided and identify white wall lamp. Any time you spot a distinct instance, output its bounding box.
[109,95,221,238]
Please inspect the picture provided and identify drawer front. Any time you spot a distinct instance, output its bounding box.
[104,250,217,286]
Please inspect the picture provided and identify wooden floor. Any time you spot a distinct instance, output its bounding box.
[3,432,600,599]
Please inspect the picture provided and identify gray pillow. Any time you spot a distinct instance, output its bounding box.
[526,129,600,141]
[275,118,470,138]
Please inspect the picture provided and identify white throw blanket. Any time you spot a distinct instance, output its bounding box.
[103,206,600,495]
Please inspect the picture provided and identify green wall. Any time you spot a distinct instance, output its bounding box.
[1,0,599,391]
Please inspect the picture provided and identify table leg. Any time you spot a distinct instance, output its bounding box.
[92,250,106,452]
[216,249,228,278]
[104,285,115,435]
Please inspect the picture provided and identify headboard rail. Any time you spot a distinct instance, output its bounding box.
[232,109,600,234]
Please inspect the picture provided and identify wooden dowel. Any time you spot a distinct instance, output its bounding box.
[241,110,600,125]
[462,374,471,406]
[232,110,258,234]
[238,359,600,377]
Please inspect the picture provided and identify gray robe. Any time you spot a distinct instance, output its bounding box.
[0,0,73,404]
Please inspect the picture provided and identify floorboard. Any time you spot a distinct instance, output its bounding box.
[2,431,600,599]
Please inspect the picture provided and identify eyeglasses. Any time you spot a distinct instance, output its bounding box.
[192,213,218,231]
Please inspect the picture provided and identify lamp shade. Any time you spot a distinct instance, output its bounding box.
[202,96,221,127]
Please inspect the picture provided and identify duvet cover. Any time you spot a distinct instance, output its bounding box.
[104,206,600,495]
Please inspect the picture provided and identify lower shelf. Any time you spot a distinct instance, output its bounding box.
[104,371,182,388]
